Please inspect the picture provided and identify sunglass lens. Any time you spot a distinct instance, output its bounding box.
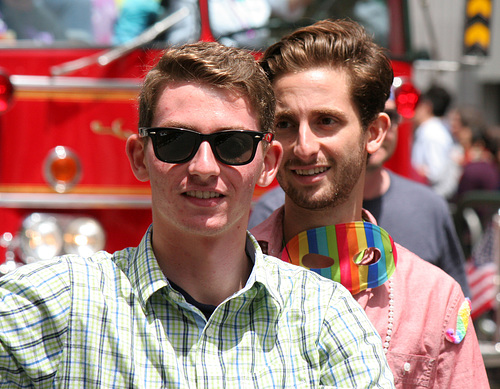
[214,132,255,165]
[156,130,196,163]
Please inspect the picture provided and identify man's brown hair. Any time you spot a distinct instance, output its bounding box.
[260,19,393,129]
[139,41,276,134]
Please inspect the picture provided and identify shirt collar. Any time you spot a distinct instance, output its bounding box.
[362,208,378,224]
[116,225,283,312]
[249,206,285,258]
[117,225,169,312]
[245,231,284,310]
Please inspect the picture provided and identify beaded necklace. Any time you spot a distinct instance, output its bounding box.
[384,277,394,354]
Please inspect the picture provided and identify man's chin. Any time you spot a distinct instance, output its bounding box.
[285,188,339,210]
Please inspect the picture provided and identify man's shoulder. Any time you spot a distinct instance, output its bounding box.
[388,171,449,210]
[0,251,120,296]
[256,186,285,207]
[395,243,461,293]
[250,207,284,254]
[259,253,347,298]
[248,187,286,228]
[389,171,437,195]
[260,253,329,282]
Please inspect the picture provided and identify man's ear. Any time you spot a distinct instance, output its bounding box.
[257,140,283,187]
[126,134,150,182]
[366,112,390,155]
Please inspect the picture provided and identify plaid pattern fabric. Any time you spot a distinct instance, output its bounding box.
[0,227,393,388]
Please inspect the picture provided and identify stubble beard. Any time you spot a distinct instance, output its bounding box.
[278,148,366,211]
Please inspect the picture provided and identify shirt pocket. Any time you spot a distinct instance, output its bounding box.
[387,352,436,388]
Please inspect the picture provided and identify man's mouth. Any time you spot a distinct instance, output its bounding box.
[185,190,221,199]
[294,166,329,176]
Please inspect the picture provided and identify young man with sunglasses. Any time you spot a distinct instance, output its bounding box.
[251,20,487,387]
[0,41,395,387]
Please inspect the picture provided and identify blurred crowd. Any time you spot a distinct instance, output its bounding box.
[411,84,500,202]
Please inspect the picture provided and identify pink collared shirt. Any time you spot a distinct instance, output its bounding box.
[251,207,488,388]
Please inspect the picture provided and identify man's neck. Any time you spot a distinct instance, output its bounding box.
[363,167,391,200]
[151,225,252,307]
[282,196,364,245]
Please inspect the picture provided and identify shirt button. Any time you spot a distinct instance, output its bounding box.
[404,362,411,372]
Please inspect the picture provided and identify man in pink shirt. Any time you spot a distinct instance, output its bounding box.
[251,19,488,387]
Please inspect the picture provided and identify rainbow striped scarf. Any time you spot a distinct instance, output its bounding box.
[282,221,398,294]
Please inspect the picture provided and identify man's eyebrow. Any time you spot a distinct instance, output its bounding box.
[274,109,294,119]
[275,107,348,120]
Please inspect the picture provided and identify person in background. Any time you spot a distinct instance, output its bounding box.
[487,124,500,189]
[249,99,471,297]
[449,105,500,196]
[0,40,394,387]
[251,19,487,387]
[411,84,460,199]
[450,106,500,258]
[449,105,487,165]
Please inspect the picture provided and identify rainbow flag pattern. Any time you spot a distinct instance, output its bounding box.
[282,222,398,294]
[445,298,472,344]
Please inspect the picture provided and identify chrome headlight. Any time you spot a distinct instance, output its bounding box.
[64,217,105,257]
[18,213,106,263]
[19,213,64,263]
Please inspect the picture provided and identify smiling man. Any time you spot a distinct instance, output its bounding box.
[0,41,394,387]
[251,20,487,387]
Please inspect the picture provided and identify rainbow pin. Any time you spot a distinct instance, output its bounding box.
[445,298,472,344]
[282,221,398,294]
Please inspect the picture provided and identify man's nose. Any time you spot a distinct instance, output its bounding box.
[187,141,221,179]
[293,124,320,160]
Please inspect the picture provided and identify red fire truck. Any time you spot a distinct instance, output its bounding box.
[0,0,418,273]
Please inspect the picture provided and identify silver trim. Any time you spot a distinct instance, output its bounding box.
[10,75,141,92]
[0,193,151,209]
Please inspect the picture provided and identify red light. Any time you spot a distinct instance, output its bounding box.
[0,68,14,114]
[394,82,420,119]
[44,146,82,193]
[50,157,79,183]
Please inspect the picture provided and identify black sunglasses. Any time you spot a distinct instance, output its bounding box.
[139,127,274,166]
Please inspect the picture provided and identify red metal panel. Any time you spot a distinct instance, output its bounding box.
[385,60,415,179]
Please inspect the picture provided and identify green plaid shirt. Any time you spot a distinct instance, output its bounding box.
[0,227,394,388]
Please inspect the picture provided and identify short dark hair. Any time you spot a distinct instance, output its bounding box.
[139,41,276,134]
[419,85,452,117]
[260,19,393,129]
